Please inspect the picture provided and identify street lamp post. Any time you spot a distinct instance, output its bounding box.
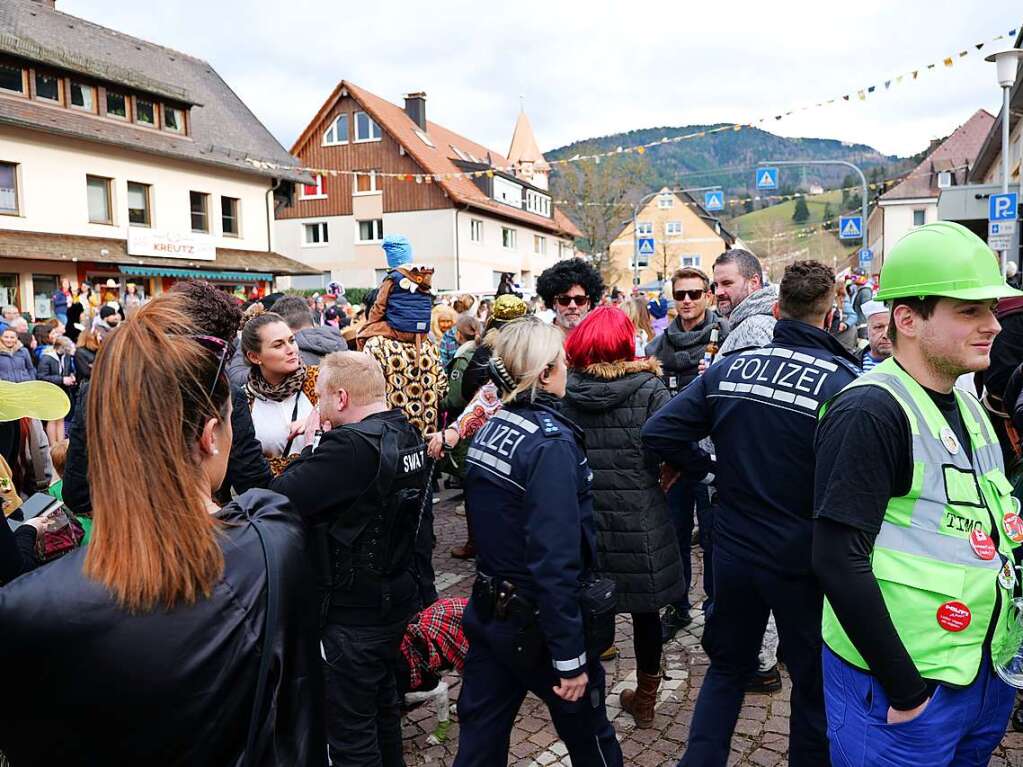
[757,159,869,254]
[985,49,1023,275]
[630,185,723,289]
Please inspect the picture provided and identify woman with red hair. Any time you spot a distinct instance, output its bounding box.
[560,306,683,729]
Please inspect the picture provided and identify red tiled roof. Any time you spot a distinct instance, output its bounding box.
[292,81,580,239]
[881,109,995,201]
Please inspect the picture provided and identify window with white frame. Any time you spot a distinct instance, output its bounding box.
[636,221,653,236]
[502,227,517,249]
[300,175,326,200]
[533,235,546,255]
[354,170,381,194]
[354,111,382,142]
[303,222,329,245]
[681,255,701,268]
[357,219,384,242]
[665,221,683,236]
[470,218,483,242]
[658,194,674,209]
[0,162,19,214]
[323,113,349,145]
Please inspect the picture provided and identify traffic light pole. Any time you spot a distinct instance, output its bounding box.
[757,160,869,252]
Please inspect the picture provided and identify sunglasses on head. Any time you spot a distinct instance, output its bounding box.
[673,289,706,302]
[555,294,590,308]
[191,334,230,399]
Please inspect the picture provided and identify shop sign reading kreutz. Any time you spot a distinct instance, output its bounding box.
[127,229,217,261]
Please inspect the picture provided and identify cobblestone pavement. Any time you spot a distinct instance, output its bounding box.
[402,489,1023,766]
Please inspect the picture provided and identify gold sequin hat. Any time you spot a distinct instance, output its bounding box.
[492,295,528,323]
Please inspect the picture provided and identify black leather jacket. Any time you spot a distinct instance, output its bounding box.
[0,490,325,766]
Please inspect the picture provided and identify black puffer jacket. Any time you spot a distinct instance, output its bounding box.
[560,357,683,613]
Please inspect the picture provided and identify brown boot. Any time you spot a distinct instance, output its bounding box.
[620,671,661,728]
[450,542,475,559]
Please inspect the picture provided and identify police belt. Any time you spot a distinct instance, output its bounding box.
[472,573,538,625]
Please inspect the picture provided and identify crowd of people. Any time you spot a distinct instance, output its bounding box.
[1,222,1023,767]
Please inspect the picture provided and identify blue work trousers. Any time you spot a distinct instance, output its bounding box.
[822,646,1014,766]
[453,601,623,767]
[668,479,714,613]
[678,547,828,767]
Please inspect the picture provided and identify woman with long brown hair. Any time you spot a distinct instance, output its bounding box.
[0,295,323,765]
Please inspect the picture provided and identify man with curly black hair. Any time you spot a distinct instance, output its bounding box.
[536,258,604,335]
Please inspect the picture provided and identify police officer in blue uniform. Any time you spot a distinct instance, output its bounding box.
[643,261,860,767]
[453,317,623,767]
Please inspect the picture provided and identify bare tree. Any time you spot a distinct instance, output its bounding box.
[551,144,652,283]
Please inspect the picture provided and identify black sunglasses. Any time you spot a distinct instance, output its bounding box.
[673,289,706,302]
[191,334,230,398]
[555,294,590,307]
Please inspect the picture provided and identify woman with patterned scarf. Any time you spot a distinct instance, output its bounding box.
[239,306,318,476]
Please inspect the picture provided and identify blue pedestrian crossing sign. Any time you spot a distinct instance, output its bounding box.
[839,215,863,240]
[704,190,724,211]
[989,192,1018,222]
[755,167,778,190]
[637,237,655,257]
[858,248,873,267]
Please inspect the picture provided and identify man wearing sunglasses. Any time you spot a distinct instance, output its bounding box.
[645,267,729,642]
[535,258,604,336]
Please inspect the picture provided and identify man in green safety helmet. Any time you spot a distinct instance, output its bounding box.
[812,221,1023,765]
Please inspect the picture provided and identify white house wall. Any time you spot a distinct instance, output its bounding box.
[276,208,572,292]
[880,199,937,257]
[0,126,274,251]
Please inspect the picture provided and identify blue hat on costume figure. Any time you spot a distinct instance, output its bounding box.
[383,235,413,269]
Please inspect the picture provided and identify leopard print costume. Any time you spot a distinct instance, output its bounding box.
[363,336,447,437]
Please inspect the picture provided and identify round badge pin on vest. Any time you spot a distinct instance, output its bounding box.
[939,426,961,455]
[1003,512,1023,543]
[936,601,972,632]
[1000,560,1017,590]
[970,527,997,560]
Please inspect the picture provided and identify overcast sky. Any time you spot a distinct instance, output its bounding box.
[64,0,1018,161]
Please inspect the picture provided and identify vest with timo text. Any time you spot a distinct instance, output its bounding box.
[703,319,859,575]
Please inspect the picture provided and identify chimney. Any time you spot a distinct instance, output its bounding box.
[31,0,56,7]
[404,92,427,131]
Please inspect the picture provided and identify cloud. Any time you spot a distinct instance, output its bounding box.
[62,0,1015,158]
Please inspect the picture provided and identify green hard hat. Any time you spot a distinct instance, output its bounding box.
[874,221,1023,302]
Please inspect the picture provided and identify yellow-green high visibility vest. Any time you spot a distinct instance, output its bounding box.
[820,358,1023,686]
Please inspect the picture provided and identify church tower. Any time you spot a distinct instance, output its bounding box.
[507,108,550,191]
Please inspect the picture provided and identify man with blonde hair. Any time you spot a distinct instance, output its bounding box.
[271,350,429,767]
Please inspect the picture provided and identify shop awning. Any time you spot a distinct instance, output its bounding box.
[0,230,320,276]
[120,265,273,282]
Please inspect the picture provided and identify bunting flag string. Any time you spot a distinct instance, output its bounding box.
[551,161,972,210]
[245,26,1018,183]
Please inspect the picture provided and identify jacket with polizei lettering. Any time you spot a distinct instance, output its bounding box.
[642,319,860,575]
[464,393,595,677]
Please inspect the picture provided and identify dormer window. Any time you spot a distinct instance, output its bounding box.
[70,81,96,112]
[163,105,185,134]
[0,63,24,94]
[34,72,60,102]
[937,171,954,189]
[136,98,156,127]
[106,90,128,119]
[323,114,348,146]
